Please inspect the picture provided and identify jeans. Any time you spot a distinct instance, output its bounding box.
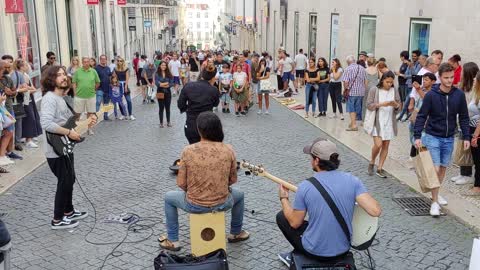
[398,87,412,119]
[119,81,133,116]
[470,127,480,187]
[398,84,408,105]
[329,82,343,114]
[96,91,111,119]
[304,83,317,113]
[317,83,329,113]
[165,188,245,241]
[158,92,172,124]
[422,133,455,167]
[47,154,75,220]
[276,211,351,261]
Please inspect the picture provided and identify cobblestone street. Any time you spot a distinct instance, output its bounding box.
[0,96,476,270]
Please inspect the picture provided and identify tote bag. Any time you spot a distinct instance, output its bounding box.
[413,147,441,193]
[453,138,474,166]
[363,88,379,135]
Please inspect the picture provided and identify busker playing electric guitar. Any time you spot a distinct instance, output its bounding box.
[276,138,382,268]
[40,66,97,230]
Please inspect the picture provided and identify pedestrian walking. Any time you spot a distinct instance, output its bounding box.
[329,58,344,119]
[188,52,201,82]
[294,49,308,92]
[155,62,174,128]
[113,57,135,120]
[304,58,319,118]
[168,53,181,96]
[316,57,330,117]
[466,70,480,196]
[414,63,471,216]
[366,71,401,178]
[364,58,380,121]
[256,58,271,114]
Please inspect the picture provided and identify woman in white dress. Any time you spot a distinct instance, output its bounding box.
[366,71,401,178]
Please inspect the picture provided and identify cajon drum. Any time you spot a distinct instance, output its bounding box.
[189,212,226,256]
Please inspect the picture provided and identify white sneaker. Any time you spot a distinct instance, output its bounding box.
[129,115,136,121]
[257,110,262,115]
[451,175,462,182]
[340,114,345,120]
[25,141,39,148]
[455,176,474,185]
[264,110,270,115]
[19,138,26,144]
[32,137,40,143]
[430,202,441,216]
[329,113,337,118]
[117,116,125,120]
[0,156,14,166]
[438,195,448,206]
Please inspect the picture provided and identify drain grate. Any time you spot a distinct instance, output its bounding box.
[393,197,445,216]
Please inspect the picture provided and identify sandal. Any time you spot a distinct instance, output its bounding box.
[0,167,9,173]
[158,235,182,251]
[160,124,164,128]
[227,230,250,243]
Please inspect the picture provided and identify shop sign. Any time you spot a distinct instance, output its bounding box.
[87,0,99,5]
[5,0,24,13]
[117,0,126,5]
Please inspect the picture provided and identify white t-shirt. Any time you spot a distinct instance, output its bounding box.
[169,60,181,77]
[330,67,343,83]
[198,52,205,61]
[109,63,116,72]
[139,59,146,69]
[233,71,247,87]
[280,57,294,73]
[294,54,308,70]
[410,67,438,99]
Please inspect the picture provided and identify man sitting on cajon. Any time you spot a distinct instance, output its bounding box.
[159,112,250,251]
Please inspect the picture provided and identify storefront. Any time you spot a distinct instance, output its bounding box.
[14,0,41,88]
[44,0,61,62]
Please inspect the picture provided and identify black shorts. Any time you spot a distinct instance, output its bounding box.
[295,69,305,78]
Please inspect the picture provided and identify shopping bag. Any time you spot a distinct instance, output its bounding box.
[413,147,440,193]
[469,238,480,270]
[363,109,376,135]
[453,139,473,166]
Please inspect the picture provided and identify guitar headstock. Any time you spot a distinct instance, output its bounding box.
[240,160,267,177]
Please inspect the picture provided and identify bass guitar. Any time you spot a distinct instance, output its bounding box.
[240,160,379,250]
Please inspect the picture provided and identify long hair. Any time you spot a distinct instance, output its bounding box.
[41,66,70,95]
[116,57,127,71]
[13,59,25,71]
[459,62,479,93]
[317,57,328,69]
[156,61,173,78]
[377,71,395,89]
[331,58,342,72]
[70,56,80,68]
[472,71,480,105]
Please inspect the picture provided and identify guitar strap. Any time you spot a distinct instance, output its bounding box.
[307,177,351,243]
[64,99,76,115]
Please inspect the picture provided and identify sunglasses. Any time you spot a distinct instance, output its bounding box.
[49,57,56,60]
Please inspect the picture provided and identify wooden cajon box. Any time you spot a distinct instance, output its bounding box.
[189,212,226,256]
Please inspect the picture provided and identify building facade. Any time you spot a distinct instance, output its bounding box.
[231,0,480,70]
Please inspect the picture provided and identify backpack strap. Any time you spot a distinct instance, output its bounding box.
[307,177,351,242]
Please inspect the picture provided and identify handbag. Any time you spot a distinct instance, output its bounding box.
[0,106,15,128]
[363,88,379,135]
[154,248,228,270]
[413,147,441,193]
[259,68,272,92]
[12,71,26,119]
[453,138,474,166]
[156,92,165,100]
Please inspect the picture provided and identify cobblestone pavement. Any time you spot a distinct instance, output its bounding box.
[0,95,476,270]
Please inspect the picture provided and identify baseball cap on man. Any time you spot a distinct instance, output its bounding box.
[359,51,368,57]
[303,138,338,160]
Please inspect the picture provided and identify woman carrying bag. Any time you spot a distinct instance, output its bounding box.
[256,58,272,114]
[365,71,401,178]
[155,62,174,128]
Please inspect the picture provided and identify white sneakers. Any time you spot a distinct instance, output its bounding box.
[257,110,262,115]
[454,176,474,185]
[25,141,39,148]
[451,175,462,182]
[430,202,441,216]
[0,156,14,166]
[129,115,136,121]
[437,195,448,206]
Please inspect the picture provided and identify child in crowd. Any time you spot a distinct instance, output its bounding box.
[218,63,233,113]
[110,75,127,120]
[232,64,248,116]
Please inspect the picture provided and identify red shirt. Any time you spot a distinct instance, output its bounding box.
[454,65,462,86]
[133,57,139,72]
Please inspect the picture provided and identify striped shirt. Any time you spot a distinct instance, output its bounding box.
[343,63,366,96]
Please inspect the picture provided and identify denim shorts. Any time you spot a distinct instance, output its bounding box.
[173,76,180,85]
[282,72,295,82]
[346,96,363,115]
[422,133,454,167]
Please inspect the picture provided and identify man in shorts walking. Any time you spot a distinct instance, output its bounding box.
[72,57,100,135]
[294,49,308,92]
[169,53,182,96]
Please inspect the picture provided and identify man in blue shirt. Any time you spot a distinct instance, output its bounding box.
[276,138,382,267]
[95,55,112,120]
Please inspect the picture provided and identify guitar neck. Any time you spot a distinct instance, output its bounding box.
[262,171,298,192]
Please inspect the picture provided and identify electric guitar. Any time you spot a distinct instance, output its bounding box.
[240,160,379,250]
[46,103,113,156]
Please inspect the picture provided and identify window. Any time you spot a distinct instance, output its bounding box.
[197,12,200,18]
[188,12,192,18]
[205,32,210,41]
[330,14,339,62]
[89,6,98,58]
[294,12,299,54]
[409,19,431,55]
[197,22,201,28]
[14,0,41,88]
[205,22,209,28]
[197,32,202,40]
[188,22,193,29]
[45,0,61,61]
[308,13,317,59]
[205,12,208,18]
[358,16,376,55]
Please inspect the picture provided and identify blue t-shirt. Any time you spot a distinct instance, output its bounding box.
[95,65,112,93]
[293,171,367,257]
[218,73,233,92]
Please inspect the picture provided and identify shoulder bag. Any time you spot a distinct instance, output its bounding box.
[154,248,228,270]
[343,65,361,100]
[12,71,26,119]
[363,87,379,135]
[259,68,273,92]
